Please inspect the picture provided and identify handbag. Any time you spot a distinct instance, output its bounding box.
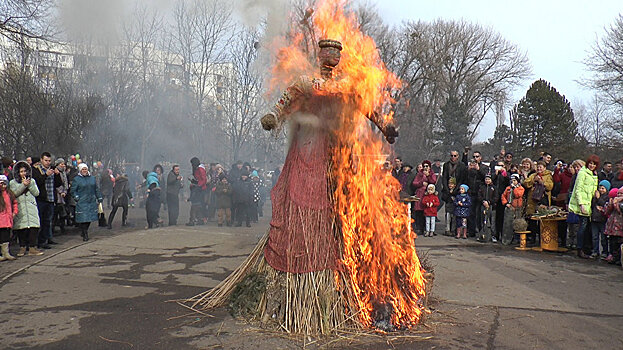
[97,203,107,227]
[531,183,546,201]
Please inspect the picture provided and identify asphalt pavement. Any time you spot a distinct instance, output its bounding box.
[0,202,622,349]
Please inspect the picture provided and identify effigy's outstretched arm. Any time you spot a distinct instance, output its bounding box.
[366,111,399,144]
[261,78,310,131]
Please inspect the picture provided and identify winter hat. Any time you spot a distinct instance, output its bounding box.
[55,158,65,166]
[609,188,618,198]
[598,180,611,192]
[77,163,88,172]
[251,170,259,178]
[510,174,520,182]
[218,173,227,181]
[484,174,492,180]
[448,177,456,185]
[460,184,469,192]
[0,175,7,184]
[618,187,623,197]
[427,184,435,192]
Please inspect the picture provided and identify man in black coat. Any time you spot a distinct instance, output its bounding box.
[232,172,254,227]
[441,150,467,197]
[166,165,183,226]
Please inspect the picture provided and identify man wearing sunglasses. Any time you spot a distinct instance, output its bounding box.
[441,150,467,209]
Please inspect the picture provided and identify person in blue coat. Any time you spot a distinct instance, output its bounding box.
[72,163,103,241]
[454,184,472,239]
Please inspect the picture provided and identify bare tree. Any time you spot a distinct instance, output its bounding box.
[382,19,530,158]
[216,27,266,162]
[585,14,623,109]
[0,0,52,40]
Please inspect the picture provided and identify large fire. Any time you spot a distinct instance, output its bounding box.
[269,0,427,330]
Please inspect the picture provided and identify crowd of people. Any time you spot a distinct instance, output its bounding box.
[392,149,623,266]
[0,153,274,262]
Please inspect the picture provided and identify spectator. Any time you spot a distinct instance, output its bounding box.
[100,168,115,209]
[465,160,485,237]
[412,160,437,235]
[215,174,232,227]
[207,163,219,221]
[166,165,183,226]
[566,160,586,249]
[10,161,43,256]
[54,158,69,235]
[145,171,162,229]
[72,163,103,241]
[233,171,253,227]
[523,161,554,216]
[391,157,403,179]
[542,152,553,171]
[454,184,472,239]
[431,159,442,178]
[108,173,132,228]
[421,184,440,237]
[610,159,623,189]
[32,152,62,249]
[153,164,167,211]
[441,178,458,236]
[598,161,614,183]
[397,164,415,196]
[553,162,575,247]
[519,157,535,182]
[441,150,467,211]
[503,152,514,170]
[501,174,525,245]
[604,187,623,265]
[478,174,496,243]
[493,160,509,242]
[569,155,600,259]
[591,180,611,258]
[188,157,208,225]
[0,175,18,261]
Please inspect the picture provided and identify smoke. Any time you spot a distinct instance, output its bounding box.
[234,0,289,39]
[58,0,128,45]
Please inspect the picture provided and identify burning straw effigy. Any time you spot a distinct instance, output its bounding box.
[182,0,429,335]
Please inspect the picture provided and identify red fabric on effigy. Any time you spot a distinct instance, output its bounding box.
[263,113,341,273]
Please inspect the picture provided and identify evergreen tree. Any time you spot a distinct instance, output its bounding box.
[509,79,583,159]
[438,96,471,153]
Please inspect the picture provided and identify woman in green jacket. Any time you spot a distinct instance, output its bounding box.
[9,161,44,256]
[569,154,600,258]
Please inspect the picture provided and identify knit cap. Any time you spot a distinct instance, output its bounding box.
[460,184,469,192]
[619,187,623,196]
[427,184,435,192]
[55,158,65,166]
[510,174,520,182]
[0,175,7,184]
[251,170,259,178]
[598,180,611,192]
[609,188,618,198]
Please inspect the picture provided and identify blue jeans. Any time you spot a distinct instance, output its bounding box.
[576,215,590,250]
[37,201,55,245]
[591,221,606,255]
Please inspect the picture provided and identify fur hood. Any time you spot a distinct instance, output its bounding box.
[12,161,32,182]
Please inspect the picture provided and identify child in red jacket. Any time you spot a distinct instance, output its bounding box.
[422,184,440,237]
[0,175,18,261]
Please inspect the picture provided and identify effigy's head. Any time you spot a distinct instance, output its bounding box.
[318,39,342,69]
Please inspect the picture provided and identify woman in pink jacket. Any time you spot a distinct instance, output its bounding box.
[412,160,437,236]
[0,175,18,261]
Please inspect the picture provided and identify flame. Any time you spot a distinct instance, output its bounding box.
[269,0,426,329]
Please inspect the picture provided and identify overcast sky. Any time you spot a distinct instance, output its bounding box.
[373,0,623,141]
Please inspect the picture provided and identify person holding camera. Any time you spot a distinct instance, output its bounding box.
[32,152,62,249]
